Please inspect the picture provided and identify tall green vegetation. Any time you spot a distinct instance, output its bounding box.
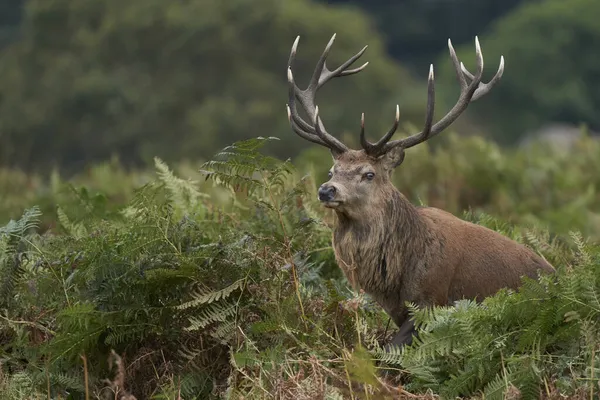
[1,137,599,399]
[5,131,600,237]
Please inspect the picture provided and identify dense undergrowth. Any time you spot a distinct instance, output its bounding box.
[5,131,600,240]
[0,136,599,399]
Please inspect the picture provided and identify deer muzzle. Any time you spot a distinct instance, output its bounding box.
[318,184,337,203]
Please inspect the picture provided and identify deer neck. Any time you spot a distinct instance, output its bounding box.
[333,187,425,234]
[331,188,430,292]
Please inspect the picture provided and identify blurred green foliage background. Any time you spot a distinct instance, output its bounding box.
[0,0,598,175]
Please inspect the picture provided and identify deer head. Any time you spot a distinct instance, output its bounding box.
[286,34,504,218]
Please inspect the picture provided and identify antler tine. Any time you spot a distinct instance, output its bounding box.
[422,64,436,136]
[387,64,436,151]
[360,113,369,151]
[314,106,345,150]
[286,105,331,146]
[361,64,432,157]
[287,68,332,148]
[286,37,328,144]
[449,38,468,91]
[382,36,503,151]
[462,55,505,101]
[286,34,369,154]
[360,105,400,156]
[286,37,333,145]
[308,34,337,90]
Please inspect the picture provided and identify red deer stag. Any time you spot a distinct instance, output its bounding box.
[285,34,555,348]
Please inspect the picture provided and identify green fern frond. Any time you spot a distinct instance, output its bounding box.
[249,319,281,335]
[104,323,152,346]
[511,359,542,400]
[56,206,88,239]
[0,206,41,251]
[210,319,237,344]
[482,367,514,400]
[176,279,244,310]
[45,371,86,392]
[184,301,237,332]
[154,157,208,214]
[570,231,591,266]
[0,207,41,306]
[371,344,403,366]
[201,137,295,198]
[178,343,214,372]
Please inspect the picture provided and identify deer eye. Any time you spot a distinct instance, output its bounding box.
[364,172,375,180]
[328,171,333,178]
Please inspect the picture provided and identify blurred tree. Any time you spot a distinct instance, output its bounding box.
[0,0,24,48]
[318,0,540,75]
[0,0,428,174]
[434,0,600,145]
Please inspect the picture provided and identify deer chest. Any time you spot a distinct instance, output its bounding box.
[332,232,394,293]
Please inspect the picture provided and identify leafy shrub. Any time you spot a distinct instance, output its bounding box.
[0,137,599,399]
[0,137,363,398]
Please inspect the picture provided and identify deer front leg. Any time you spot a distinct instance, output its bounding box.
[390,318,416,347]
[383,317,416,353]
[382,305,418,352]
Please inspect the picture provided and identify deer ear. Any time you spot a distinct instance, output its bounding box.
[380,147,406,170]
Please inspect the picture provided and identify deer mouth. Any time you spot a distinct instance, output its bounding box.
[323,201,342,208]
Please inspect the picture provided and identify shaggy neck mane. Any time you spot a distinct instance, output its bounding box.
[334,188,426,238]
[332,187,432,292]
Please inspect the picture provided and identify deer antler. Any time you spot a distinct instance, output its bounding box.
[361,36,504,157]
[286,34,369,155]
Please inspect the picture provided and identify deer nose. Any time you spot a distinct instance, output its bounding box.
[318,185,336,202]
